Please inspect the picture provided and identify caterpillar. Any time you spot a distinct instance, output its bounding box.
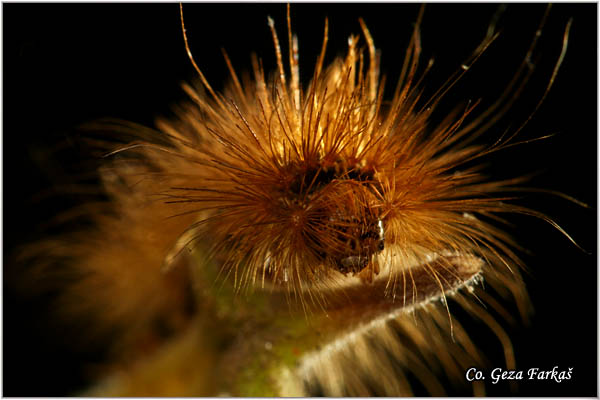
[5,3,595,397]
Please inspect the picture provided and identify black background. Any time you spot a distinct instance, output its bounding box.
[3,3,597,396]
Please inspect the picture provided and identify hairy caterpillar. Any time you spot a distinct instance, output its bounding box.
[4,3,596,397]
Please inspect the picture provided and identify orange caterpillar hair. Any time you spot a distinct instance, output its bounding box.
[9,4,592,397]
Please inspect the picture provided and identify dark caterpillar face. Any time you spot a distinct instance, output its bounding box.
[331,214,385,275]
[279,156,384,276]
